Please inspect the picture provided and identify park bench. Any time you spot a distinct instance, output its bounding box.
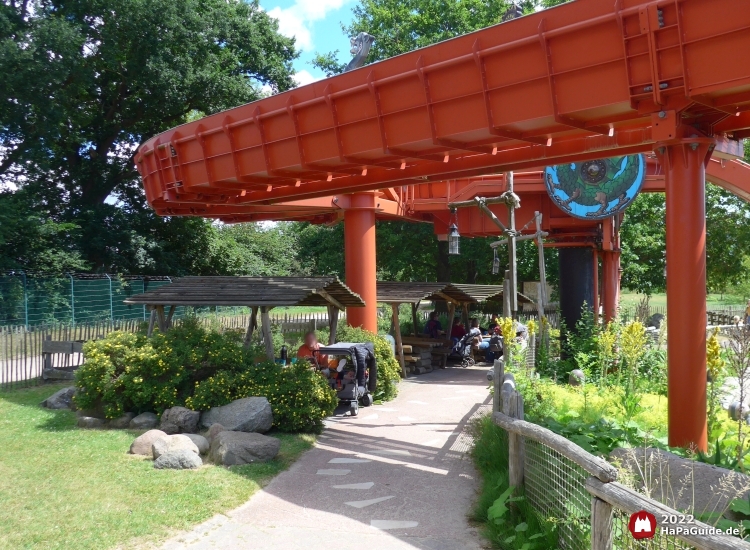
[42,337,84,381]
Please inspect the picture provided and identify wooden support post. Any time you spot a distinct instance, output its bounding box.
[147,307,156,337]
[446,302,456,346]
[411,301,420,337]
[503,390,525,489]
[492,358,505,413]
[165,305,176,330]
[243,306,258,348]
[155,306,166,333]
[506,172,518,316]
[327,305,339,345]
[391,303,407,378]
[260,307,275,362]
[503,274,512,319]
[591,497,614,550]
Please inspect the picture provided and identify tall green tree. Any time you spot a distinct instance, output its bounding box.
[0,0,297,272]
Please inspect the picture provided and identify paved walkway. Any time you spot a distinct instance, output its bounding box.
[162,365,492,550]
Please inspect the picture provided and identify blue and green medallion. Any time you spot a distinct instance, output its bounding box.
[544,154,646,220]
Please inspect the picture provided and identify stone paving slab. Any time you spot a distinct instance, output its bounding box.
[162,366,492,550]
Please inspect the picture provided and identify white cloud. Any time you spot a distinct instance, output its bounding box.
[293,70,319,87]
[266,0,350,51]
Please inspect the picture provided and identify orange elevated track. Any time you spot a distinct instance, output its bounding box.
[136,0,750,450]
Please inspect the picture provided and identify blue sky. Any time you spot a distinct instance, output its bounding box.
[260,0,357,85]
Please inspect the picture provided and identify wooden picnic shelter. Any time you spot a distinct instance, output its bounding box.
[124,276,365,361]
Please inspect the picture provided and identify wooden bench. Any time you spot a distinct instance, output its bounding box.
[42,338,84,381]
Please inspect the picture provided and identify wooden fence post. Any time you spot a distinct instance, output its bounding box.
[492,358,504,413]
[503,389,525,489]
[591,496,613,550]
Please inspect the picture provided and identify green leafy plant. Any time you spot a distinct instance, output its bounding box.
[75,317,337,432]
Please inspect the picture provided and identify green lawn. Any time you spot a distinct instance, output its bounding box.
[0,384,314,550]
[620,291,746,310]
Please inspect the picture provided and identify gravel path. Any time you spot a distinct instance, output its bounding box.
[162,366,492,550]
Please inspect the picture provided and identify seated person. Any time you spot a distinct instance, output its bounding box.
[297,331,328,366]
[450,317,466,346]
[470,318,496,363]
[423,311,445,339]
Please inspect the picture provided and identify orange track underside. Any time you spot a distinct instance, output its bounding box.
[136,0,750,218]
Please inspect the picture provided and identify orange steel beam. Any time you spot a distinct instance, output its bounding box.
[135,0,750,213]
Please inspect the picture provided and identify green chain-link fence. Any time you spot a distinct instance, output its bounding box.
[0,274,177,327]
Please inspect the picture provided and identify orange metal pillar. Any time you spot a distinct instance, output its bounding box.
[344,192,378,332]
[659,136,713,451]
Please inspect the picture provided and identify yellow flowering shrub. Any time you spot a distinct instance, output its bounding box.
[74,318,336,431]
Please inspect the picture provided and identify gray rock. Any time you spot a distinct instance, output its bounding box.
[129,412,159,430]
[647,313,665,329]
[77,416,105,429]
[160,406,200,435]
[183,434,210,455]
[152,434,200,460]
[41,386,76,409]
[129,429,168,456]
[154,449,203,470]
[107,412,135,429]
[610,447,750,516]
[206,423,227,444]
[200,397,273,433]
[569,369,585,386]
[209,431,280,466]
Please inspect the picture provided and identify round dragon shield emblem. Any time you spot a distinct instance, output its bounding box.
[544,154,646,220]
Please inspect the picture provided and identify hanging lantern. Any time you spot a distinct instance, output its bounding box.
[448,208,460,255]
[492,249,500,275]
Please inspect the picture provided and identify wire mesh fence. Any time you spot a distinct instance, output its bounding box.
[523,437,592,550]
[493,387,750,550]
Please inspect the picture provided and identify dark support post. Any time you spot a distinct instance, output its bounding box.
[658,134,712,452]
[327,305,339,345]
[165,305,176,329]
[243,306,258,348]
[391,303,407,377]
[558,248,595,354]
[260,307,275,362]
[411,302,420,336]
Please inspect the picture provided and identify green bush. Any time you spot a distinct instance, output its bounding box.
[186,362,337,433]
[335,325,400,402]
[74,318,337,432]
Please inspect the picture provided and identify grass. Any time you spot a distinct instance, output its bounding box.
[0,384,315,550]
[619,291,746,310]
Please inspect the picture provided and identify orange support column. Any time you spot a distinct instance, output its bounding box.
[659,135,713,452]
[344,192,378,332]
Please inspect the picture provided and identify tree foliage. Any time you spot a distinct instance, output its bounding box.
[1,0,297,271]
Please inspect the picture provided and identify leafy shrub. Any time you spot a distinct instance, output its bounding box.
[74,318,337,432]
[186,362,337,433]
[335,324,400,402]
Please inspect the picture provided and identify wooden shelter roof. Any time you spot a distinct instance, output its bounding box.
[376,282,477,305]
[452,284,533,305]
[124,276,364,309]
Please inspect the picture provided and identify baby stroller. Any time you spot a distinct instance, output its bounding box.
[451,332,476,368]
[315,342,377,417]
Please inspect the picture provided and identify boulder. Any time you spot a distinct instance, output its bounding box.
[200,397,273,433]
[160,406,200,435]
[129,429,168,456]
[154,449,203,470]
[107,412,135,429]
[41,386,76,410]
[569,369,585,386]
[206,423,227,444]
[209,431,280,466]
[152,434,200,459]
[183,434,209,455]
[77,416,105,429]
[129,412,159,430]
